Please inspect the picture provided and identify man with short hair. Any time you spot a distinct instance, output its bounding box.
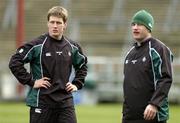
[122,10,173,123]
[9,6,88,123]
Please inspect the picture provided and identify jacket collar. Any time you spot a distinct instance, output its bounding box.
[133,37,152,48]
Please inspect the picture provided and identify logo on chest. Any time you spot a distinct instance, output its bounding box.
[126,56,147,65]
[45,51,71,57]
[56,51,63,55]
[142,56,146,62]
[131,60,137,64]
[45,52,51,56]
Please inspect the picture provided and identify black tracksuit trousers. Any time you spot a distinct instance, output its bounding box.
[30,106,77,123]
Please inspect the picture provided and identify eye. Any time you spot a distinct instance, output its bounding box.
[56,21,62,25]
[131,23,135,26]
[50,21,55,24]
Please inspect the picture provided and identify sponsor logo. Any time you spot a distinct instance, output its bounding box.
[68,51,71,56]
[19,48,24,53]
[142,57,146,62]
[45,52,51,56]
[56,51,63,55]
[125,60,129,64]
[131,60,137,64]
[35,108,42,113]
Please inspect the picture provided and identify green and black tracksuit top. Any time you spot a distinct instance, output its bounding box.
[123,37,173,122]
[9,33,87,108]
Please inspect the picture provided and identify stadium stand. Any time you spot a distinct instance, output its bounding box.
[1,0,180,57]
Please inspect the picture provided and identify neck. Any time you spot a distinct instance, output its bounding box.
[51,35,62,40]
[143,34,151,42]
[136,33,152,43]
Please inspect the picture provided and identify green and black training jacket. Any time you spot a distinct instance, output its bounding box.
[123,37,173,122]
[9,33,87,108]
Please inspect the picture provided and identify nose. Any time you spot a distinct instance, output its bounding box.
[54,23,57,27]
[133,24,138,28]
[53,22,58,27]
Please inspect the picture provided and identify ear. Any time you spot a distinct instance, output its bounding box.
[63,22,67,30]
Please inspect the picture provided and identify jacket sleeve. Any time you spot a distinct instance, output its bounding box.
[71,43,88,89]
[149,45,173,107]
[9,42,36,87]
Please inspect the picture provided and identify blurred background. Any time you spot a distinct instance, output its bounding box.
[0,0,180,123]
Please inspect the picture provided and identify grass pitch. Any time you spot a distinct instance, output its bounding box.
[0,102,179,123]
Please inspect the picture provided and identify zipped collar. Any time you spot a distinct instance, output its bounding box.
[133,37,153,48]
[48,33,64,42]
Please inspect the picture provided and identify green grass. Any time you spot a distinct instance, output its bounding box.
[0,102,29,123]
[0,102,179,123]
[76,104,121,123]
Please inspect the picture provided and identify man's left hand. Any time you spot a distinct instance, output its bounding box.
[65,82,77,93]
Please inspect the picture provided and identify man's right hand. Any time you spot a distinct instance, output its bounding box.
[33,77,51,89]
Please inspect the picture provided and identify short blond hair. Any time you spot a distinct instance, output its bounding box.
[47,6,68,23]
